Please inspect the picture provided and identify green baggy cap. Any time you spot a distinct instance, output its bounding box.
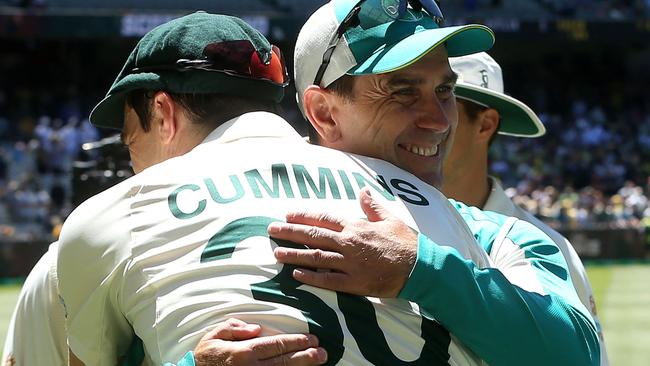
[90,11,285,130]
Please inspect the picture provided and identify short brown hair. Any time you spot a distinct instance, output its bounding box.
[458,98,487,122]
[126,90,279,132]
[307,75,356,143]
[326,74,356,99]
[457,98,501,146]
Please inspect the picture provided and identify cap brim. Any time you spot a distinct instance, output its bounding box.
[89,72,165,130]
[349,24,494,75]
[89,92,128,130]
[455,83,546,137]
[89,70,285,131]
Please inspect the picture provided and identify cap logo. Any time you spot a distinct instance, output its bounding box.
[479,69,489,88]
[381,0,400,16]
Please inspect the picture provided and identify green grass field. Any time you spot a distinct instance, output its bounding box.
[0,264,648,364]
[586,263,650,365]
[0,283,21,350]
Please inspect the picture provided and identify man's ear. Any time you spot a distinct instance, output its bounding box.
[303,86,342,143]
[477,108,500,143]
[151,91,178,144]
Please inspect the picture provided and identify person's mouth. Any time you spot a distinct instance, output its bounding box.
[401,143,440,157]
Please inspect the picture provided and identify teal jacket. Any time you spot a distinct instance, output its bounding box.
[399,200,600,365]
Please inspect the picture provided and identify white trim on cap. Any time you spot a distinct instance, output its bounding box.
[294,2,358,114]
[455,94,490,109]
[456,82,546,138]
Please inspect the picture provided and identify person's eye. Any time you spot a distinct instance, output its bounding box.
[436,84,455,99]
[394,88,417,96]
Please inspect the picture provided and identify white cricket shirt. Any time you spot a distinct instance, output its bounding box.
[58,112,491,366]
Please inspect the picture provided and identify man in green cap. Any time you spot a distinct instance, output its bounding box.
[55,9,501,366]
[3,11,325,366]
[56,11,326,366]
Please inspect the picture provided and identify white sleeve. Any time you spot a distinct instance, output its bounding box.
[2,242,68,366]
[561,237,610,366]
[57,192,135,366]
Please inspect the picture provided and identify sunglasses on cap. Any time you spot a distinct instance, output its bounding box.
[131,40,289,87]
[313,0,444,86]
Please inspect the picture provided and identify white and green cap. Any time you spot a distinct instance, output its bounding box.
[294,0,495,111]
[451,52,546,137]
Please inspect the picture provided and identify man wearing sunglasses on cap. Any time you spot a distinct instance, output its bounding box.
[194,1,599,365]
[54,10,509,366]
[53,11,322,366]
[254,0,599,365]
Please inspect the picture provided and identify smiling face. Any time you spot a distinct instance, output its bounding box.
[327,47,458,188]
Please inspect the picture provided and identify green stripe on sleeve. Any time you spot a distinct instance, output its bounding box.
[399,233,600,366]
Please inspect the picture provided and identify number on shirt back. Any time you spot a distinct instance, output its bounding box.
[201,216,451,365]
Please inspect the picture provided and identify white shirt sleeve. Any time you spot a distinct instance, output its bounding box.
[3,242,68,366]
[559,236,610,366]
[57,188,135,366]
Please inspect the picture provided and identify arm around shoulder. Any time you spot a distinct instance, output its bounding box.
[399,224,600,366]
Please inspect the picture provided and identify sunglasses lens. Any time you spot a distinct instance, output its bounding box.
[418,0,444,21]
[203,40,256,75]
[268,45,289,84]
[203,40,287,85]
[248,46,288,85]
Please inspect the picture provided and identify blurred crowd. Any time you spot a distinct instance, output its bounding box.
[0,87,101,242]
[490,99,650,230]
[1,0,650,243]
[534,0,650,19]
[3,0,650,21]
[459,0,650,19]
[1,84,650,243]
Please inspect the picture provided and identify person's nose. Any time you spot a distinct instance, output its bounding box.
[414,95,452,132]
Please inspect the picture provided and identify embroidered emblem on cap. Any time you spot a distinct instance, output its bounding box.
[479,69,489,88]
[382,0,400,16]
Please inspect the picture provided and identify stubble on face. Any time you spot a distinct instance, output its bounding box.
[329,47,458,188]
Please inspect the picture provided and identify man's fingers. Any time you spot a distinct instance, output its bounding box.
[249,334,320,360]
[268,223,343,252]
[359,187,393,223]
[274,247,346,270]
[259,347,328,366]
[227,323,263,341]
[291,269,351,293]
[202,318,262,341]
[283,211,347,231]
